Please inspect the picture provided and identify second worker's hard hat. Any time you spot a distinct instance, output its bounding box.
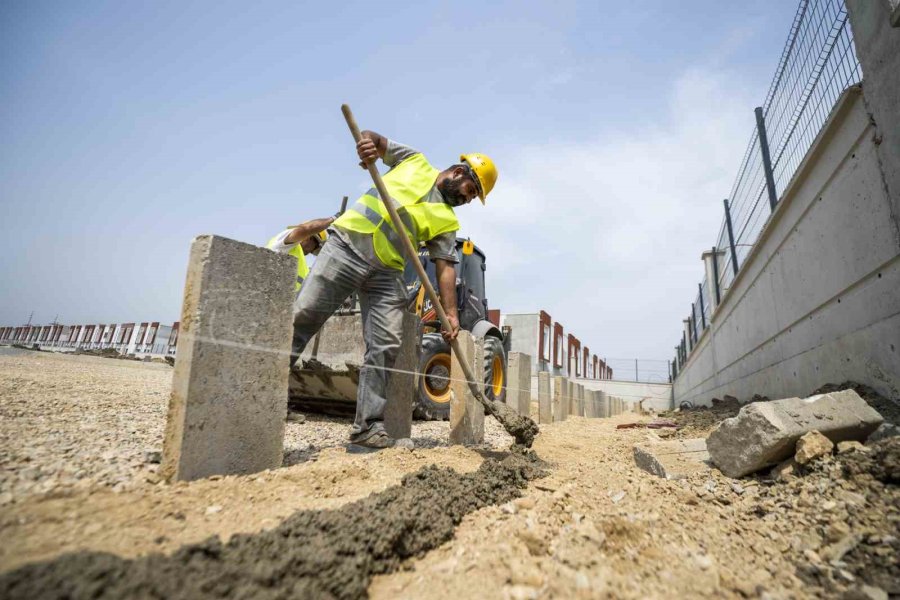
[460,153,498,203]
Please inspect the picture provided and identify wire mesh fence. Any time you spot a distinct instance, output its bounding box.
[603,358,672,384]
[672,0,861,378]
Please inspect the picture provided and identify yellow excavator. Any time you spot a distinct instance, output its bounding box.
[288,237,507,420]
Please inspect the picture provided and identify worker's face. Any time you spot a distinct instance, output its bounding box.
[440,167,480,207]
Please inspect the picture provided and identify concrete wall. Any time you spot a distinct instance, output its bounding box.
[674,87,900,406]
[577,378,673,413]
[846,0,900,244]
[502,313,544,375]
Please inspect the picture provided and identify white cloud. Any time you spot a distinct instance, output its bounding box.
[461,67,758,361]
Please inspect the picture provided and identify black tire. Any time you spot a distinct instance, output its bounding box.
[483,335,507,407]
[412,333,508,421]
[414,333,453,421]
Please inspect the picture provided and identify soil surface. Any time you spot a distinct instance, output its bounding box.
[1,349,898,598]
[1,456,545,599]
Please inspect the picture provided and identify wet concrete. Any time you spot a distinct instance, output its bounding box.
[0,454,545,600]
[482,395,540,448]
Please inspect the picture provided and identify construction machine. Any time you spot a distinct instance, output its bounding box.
[288,237,507,420]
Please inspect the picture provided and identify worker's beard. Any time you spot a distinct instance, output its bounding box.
[438,177,468,207]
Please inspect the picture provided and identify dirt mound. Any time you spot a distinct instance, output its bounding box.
[0,454,545,600]
[812,381,900,425]
[9,344,42,352]
[661,396,756,437]
[73,348,138,361]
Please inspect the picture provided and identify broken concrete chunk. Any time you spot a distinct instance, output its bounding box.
[706,390,883,478]
[633,438,710,480]
[771,458,800,482]
[794,431,834,465]
[836,440,869,454]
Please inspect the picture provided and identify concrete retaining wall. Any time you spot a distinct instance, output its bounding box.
[674,87,900,407]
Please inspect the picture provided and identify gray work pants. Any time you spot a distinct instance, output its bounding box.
[291,236,407,441]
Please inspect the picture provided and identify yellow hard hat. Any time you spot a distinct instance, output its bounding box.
[460,153,498,203]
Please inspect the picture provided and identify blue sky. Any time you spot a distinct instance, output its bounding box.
[1,0,800,360]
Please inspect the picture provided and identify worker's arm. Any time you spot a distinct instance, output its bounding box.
[283,215,336,245]
[357,130,388,167]
[435,259,459,342]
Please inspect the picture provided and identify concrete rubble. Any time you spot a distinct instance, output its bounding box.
[706,390,884,478]
[794,431,834,465]
[632,438,711,480]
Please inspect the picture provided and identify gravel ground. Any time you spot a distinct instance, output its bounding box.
[0,348,512,505]
[3,348,897,598]
[0,348,171,504]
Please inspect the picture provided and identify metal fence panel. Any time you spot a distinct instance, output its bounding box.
[673,0,861,371]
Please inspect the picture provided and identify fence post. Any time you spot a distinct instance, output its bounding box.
[635,358,638,382]
[723,199,740,276]
[698,283,707,329]
[755,107,778,212]
[711,246,721,305]
[690,303,697,345]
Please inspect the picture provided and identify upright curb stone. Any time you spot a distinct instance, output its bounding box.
[572,383,584,417]
[449,331,485,445]
[584,390,593,418]
[382,312,419,440]
[567,380,577,417]
[553,376,567,422]
[707,390,884,477]
[538,372,552,423]
[507,352,532,417]
[599,391,609,418]
[162,235,295,482]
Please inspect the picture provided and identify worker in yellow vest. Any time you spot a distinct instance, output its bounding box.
[266,217,335,296]
[290,130,498,450]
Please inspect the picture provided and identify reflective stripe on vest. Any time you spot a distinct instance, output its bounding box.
[333,154,460,270]
[266,231,310,293]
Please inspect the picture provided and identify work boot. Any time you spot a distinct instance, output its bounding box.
[347,430,396,453]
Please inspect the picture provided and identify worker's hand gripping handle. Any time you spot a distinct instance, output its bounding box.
[340,104,484,403]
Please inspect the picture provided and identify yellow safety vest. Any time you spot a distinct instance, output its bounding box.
[333,154,460,270]
[266,231,309,293]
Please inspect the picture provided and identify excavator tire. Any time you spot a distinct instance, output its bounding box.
[413,333,508,421]
[482,335,507,407]
[414,333,452,421]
